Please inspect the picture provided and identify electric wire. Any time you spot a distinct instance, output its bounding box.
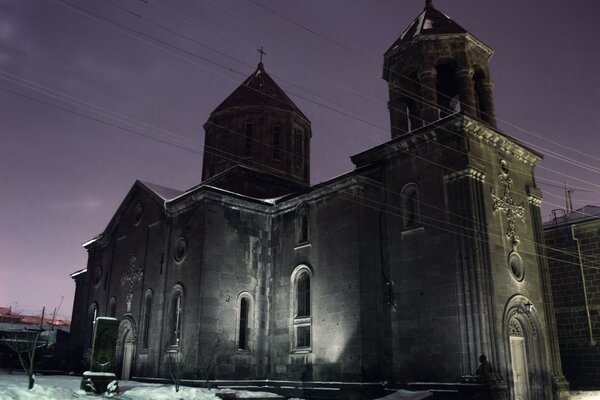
[2,75,598,270]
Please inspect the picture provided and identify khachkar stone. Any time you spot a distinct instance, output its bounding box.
[81,317,119,394]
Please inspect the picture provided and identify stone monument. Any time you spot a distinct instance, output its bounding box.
[81,317,119,394]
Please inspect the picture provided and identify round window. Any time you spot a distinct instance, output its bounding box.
[509,252,524,282]
[174,237,188,262]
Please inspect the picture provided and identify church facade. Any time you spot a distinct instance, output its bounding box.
[70,3,570,399]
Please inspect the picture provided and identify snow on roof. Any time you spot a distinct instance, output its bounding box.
[141,181,184,201]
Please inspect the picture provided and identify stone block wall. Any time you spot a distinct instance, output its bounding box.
[545,220,600,389]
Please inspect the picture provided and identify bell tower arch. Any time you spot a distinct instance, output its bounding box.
[383,1,497,138]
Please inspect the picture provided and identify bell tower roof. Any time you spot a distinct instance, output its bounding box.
[385,3,467,57]
[211,63,308,120]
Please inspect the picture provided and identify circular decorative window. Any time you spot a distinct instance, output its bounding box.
[93,266,103,287]
[173,237,188,262]
[509,252,524,282]
[133,203,144,225]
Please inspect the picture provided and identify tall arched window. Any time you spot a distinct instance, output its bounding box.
[401,183,420,230]
[291,265,312,351]
[141,290,153,350]
[272,121,281,160]
[169,285,184,347]
[239,297,249,350]
[109,297,117,318]
[296,205,309,245]
[244,119,253,157]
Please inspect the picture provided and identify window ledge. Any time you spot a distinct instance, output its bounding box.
[291,349,311,354]
[401,226,424,238]
[294,243,311,250]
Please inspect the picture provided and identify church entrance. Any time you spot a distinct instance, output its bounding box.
[120,329,134,380]
[115,317,137,381]
[509,323,529,400]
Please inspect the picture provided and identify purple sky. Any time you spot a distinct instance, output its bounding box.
[1,0,599,319]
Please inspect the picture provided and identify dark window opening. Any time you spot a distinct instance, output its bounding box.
[296,326,310,348]
[294,129,303,169]
[170,291,182,346]
[221,127,229,148]
[297,272,310,318]
[109,298,116,318]
[244,120,253,157]
[142,293,152,350]
[273,122,281,160]
[238,297,249,350]
[296,207,309,244]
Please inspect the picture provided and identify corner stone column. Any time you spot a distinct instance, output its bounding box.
[480,81,497,127]
[456,67,476,118]
[418,68,438,124]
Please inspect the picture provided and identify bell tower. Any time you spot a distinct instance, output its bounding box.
[383,1,497,138]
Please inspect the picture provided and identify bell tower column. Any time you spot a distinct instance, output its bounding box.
[418,68,438,124]
[456,67,477,118]
[480,81,497,126]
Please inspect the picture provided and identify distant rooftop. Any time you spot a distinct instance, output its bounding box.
[543,205,600,229]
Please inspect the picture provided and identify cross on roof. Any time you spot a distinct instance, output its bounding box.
[257,46,267,63]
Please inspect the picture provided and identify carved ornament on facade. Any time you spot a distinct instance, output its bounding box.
[491,161,526,251]
[444,167,485,183]
[121,254,144,313]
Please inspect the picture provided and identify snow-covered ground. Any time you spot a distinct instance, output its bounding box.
[0,372,294,400]
[0,373,598,400]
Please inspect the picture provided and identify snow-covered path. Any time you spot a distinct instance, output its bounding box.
[0,372,598,400]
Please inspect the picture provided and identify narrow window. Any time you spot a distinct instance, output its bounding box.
[297,272,310,317]
[296,206,309,245]
[244,119,253,157]
[401,183,420,230]
[238,297,249,350]
[142,291,153,350]
[272,122,281,160]
[221,127,229,148]
[109,297,117,318]
[291,267,312,351]
[170,290,183,347]
[294,129,303,169]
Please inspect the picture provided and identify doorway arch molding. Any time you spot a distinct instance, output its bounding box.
[502,295,550,400]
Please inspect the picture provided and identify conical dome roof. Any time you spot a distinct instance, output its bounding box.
[211,63,308,120]
[384,2,467,56]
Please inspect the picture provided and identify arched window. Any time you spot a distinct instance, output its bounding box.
[87,302,98,348]
[291,266,312,351]
[169,285,184,347]
[272,122,281,160]
[296,205,309,245]
[401,183,420,230]
[109,297,117,318]
[244,119,253,157]
[294,128,304,170]
[238,296,250,350]
[141,290,153,350]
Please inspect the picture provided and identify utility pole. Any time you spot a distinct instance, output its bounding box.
[39,306,45,329]
[564,181,574,214]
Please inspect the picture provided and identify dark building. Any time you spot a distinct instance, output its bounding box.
[70,3,569,399]
[544,206,600,389]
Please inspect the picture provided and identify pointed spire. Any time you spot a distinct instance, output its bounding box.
[425,0,433,9]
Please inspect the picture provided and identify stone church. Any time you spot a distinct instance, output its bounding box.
[70,2,570,399]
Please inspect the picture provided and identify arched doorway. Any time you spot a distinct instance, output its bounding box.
[503,296,551,400]
[508,318,529,399]
[115,317,137,381]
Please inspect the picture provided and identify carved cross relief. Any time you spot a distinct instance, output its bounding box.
[121,254,143,313]
[491,161,526,251]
